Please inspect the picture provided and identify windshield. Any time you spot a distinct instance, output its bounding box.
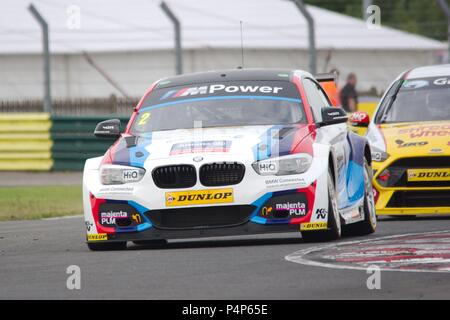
[130,81,305,134]
[379,77,450,123]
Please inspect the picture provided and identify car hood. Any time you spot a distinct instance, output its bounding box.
[109,124,312,167]
[379,121,450,157]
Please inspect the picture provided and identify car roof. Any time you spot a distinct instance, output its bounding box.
[407,64,450,79]
[155,68,310,89]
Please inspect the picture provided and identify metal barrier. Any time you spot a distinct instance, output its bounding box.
[51,116,129,171]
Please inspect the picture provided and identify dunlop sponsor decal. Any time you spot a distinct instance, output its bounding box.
[407,168,450,181]
[165,188,233,207]
[87,233,107,241]
[300,222,328,231]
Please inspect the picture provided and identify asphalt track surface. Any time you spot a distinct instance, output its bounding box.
[1,215,450,300]
[0,172,82,187]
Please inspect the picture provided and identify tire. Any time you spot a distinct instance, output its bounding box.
[302,168,342,242]
[343,159,377,236]
[87,241,127,251]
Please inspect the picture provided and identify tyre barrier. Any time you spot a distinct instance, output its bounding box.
[0,113,53,171]
[0,114,129,171]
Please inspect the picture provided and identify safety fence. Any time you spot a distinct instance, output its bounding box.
[0,114,129,171]
[51,116,129,171]
[0,97,138,116]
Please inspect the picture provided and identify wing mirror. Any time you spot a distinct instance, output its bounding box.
[94,119,121,138]
[350,111,370,128]
[318,107,348,127]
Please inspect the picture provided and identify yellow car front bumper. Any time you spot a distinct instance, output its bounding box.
[375,188,450,215]
[372,160,450,216]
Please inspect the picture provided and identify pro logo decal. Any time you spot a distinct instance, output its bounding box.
[165,188,234,207]
[395,139,428,148]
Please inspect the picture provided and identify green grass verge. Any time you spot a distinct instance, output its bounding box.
[0,186,82,221]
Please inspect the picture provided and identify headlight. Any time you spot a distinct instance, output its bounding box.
[252,154,312,176]
[100,165,146,185]
[371,147,390,162]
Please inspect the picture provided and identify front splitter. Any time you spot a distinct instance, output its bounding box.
[101,221,300,242]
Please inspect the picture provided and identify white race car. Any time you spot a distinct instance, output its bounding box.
[83,69,377,250]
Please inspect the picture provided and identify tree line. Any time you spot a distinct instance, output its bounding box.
[305,0,448,41]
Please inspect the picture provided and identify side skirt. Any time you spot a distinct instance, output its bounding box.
[339,199,365,225]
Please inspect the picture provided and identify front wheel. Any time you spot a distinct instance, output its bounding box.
[302,168,341,242]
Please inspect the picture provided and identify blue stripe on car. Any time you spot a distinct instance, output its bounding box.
[250,192,273,224]
[128,134,152,168]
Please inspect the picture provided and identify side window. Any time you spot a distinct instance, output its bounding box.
[303,78,328,122]
[317,86,332,108]
[374,80,402,124]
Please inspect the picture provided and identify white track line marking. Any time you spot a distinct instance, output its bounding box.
[285,230,450,274]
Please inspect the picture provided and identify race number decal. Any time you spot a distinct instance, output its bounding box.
[138,112,151,125]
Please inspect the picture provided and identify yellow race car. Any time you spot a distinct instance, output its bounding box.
[350,64,450,216]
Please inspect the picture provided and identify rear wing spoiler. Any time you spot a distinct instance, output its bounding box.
[315,72,337,84]
[315,72,339,107]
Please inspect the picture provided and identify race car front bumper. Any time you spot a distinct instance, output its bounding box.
[100,220,301,242]
[85,183,320,243]
[372,158,450,216]
[83,143,332,243]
